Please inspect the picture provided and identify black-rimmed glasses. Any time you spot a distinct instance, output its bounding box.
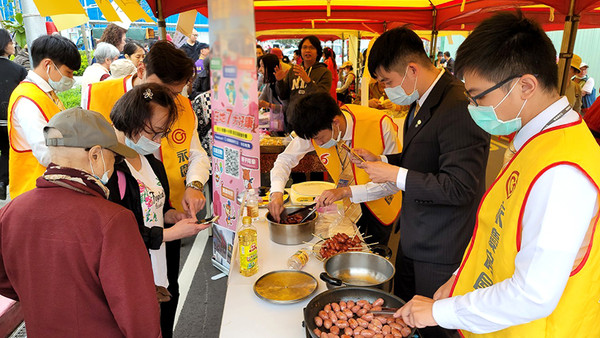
[464,74,523,107]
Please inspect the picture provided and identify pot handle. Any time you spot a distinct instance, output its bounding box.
[370,244,393,260]
[320,272,344,286]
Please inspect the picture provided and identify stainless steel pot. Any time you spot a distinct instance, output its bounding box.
[320,251,395,292]
[265,207,318,245]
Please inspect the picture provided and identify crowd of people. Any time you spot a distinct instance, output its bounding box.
[0,9,598,338]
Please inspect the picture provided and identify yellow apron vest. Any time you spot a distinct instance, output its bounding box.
[85,75,131,121]
[312,104,402,225]
[7,82,62,198]
[86,80,195,212]
[159,95,196,212]
[450,120,600,337]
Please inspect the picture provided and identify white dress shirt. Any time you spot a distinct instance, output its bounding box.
[432,96,599,333]
[10,70,60,167]
[270,110,399,195]
[393,68,445,191]
[81,76,210,185]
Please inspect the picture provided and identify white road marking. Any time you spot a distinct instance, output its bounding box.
[174,230,210,328]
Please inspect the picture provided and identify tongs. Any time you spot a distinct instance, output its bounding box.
[369,307,399,316]
[279,203,316,221]
[300,205,317,223]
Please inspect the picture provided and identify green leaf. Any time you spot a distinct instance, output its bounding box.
[14,13,23,25]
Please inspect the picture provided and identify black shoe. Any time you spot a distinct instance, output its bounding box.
[0,182,6,200]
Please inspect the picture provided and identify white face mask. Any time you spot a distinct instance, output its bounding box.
[320,124,342,149]
[125,136,161,155]
[89,151,110,185]
[46,62,74,92]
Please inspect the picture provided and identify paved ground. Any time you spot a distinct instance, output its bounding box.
[0,137,508,338]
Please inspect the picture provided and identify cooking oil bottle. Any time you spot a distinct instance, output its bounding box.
[238,216,258,276]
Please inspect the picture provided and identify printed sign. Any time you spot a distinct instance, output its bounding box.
[209,8,260,272]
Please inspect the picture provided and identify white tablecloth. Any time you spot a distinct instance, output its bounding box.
[219,208,357,337]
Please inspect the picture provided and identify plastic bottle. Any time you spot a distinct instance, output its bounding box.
[238,216,258,277]
[287,247,309,270]
[245,188,259,221]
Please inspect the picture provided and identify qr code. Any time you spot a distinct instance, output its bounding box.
[224,147,240,178]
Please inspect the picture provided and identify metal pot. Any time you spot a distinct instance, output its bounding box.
[265,207,318,245]
[320,251,395,292]
[303,287,417,338]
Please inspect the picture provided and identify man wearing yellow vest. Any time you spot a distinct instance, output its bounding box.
[268,92,402,245]
[7,35,80,199]
[81,41,210,219]
[394,12,600,337]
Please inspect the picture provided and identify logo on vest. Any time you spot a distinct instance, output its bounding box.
[319,153,330,165]
[506,171,519,199]
[172,129,187,144]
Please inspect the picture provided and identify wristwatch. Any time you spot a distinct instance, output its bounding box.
[186,180,204,191]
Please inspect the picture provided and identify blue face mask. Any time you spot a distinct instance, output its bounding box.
[319,125,341,149]
[125,136,161,155]
[384,66,419,106]
[467,80,527,136]
[46,63,75,93]
[89,151,110,185]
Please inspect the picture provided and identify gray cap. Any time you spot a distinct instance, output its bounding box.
[44,107,137,158]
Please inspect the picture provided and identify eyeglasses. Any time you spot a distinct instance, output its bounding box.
[301,45,317,51]
[464,74,523,107]
[143,125,170,140]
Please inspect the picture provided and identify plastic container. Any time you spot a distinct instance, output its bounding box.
[245,188,259,221]
[287,247,310,270]
[239,216,258,277]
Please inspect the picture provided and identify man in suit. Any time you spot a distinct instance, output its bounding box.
[353,27,490,337]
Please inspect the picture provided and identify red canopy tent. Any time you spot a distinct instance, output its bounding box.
[146,0,600,92]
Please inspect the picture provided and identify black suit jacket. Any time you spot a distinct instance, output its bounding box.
[387,71,490,264]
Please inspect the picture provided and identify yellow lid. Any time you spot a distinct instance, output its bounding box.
[242,216,252,225]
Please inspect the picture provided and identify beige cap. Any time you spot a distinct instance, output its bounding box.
[44,107,137,158]
[110,59,137,78]
[341,61,353,68]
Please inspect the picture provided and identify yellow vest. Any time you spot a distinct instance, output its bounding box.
[85,75,131,121]
[451,120,600,337]
[312,104,402,225]
[7,82,62,198]
[159,95,197,213]
[87,80,195,212]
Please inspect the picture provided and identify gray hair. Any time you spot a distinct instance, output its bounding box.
[94,42,120,64]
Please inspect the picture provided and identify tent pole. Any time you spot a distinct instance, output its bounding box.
[557,0,579,95]
[341,33,345,61]
[156,0,167,40]
[429,7,438,61]
[357,31,361,90]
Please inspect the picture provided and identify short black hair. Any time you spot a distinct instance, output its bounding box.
[261,54,279,84]
[294,50,301,57]
[144,40,195,85]
[110,83,178,139]
[256,44,264,53]
[123,41,144,57]
[30,35,81,70]
[444,51,451,57]
[455,11,558,92]
[288,92,342,139]
[437,51,443,56]
[368,27,431,78]
[298,35,323,61]
[0,29,11,56]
